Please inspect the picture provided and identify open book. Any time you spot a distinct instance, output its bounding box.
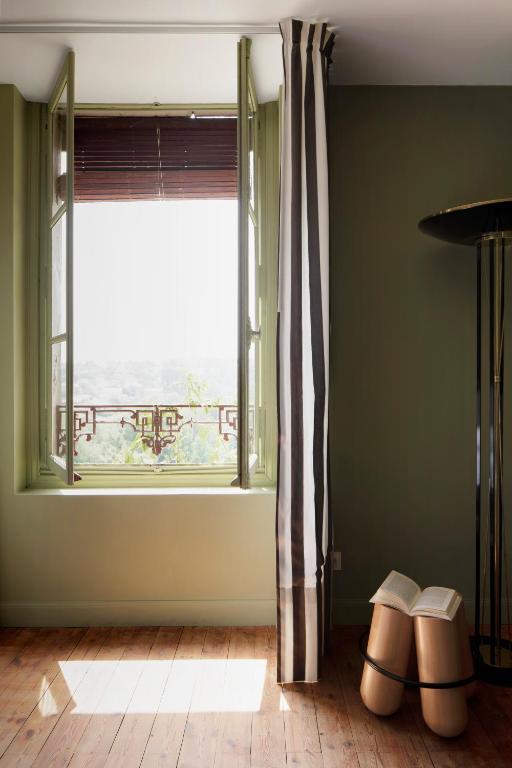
[370,571,462,621]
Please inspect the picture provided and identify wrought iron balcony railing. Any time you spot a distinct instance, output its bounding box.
[56,403,239,458]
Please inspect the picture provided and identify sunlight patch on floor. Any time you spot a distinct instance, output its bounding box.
[57,658,267,715]
[279,689,291,711]
[38,676,59,717]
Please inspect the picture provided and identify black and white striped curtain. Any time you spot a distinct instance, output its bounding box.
[276,18,335,684]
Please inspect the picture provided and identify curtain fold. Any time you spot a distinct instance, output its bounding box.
[276,17,335,684]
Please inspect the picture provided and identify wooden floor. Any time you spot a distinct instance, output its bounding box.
[0,626,510,768]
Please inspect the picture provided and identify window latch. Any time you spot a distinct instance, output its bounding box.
[247,318,261,345]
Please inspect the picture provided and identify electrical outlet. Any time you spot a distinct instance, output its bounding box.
[332,551,342,571]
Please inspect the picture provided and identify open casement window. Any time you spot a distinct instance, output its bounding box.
[237,37,261,489]
[46,51,75,485]
[32,42,278,489]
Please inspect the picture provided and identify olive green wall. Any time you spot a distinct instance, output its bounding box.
[329,86,512,622]
[3,83,512,627]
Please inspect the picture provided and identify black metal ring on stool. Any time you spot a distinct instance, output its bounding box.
[359,628,476,690]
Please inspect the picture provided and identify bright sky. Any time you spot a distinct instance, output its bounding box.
[74,200,238,363]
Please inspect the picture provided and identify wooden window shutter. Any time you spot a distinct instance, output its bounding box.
[74,115,238,201]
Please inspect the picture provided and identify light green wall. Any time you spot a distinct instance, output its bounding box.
[329,86,512,622]
[0,85,27,496]
[1,490,276,626]
[0,84,276,627]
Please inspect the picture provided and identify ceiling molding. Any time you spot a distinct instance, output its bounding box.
[0,21,280,34]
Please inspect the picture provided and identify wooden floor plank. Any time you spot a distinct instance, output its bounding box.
[30,628,140,768]
[405,685,506,767]
[283,682,321,760]
[333,629,378,756]
[0,631,39,676]
[0,630,86,759]
[334,629,433,768]
[67,628,158,764]
[285,751,323,767]
[250,627,286,768]
[176,627,230,768]
[319,735,361,768]
[141,627,207,768]
[315,651,359,768]
[0,628,112,768]
[314,653,353,736]
[213,628,256,768]
[0,631,79,712]
[47,627,138,768]
[428,752,501,768]
[102,628,181,768]
[0,626,507,768]
[467,681,512,757]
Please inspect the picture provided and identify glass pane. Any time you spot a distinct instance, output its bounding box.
[248,213,258,461]
[52,84,67,215]
[73,199,238,466]
[51,212,66,337]
[246,82,258,470]
[249,111,256,209]
[248,213,257,327]
[51,340,67,460]
[248,342,257,457]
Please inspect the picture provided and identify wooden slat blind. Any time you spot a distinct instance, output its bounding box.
[74,115,238,201]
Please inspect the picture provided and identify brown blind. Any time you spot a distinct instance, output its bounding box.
[74,115,238,202]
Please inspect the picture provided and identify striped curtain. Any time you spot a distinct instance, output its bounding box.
[276,18,335,684]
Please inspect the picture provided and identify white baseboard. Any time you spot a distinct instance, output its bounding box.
[0,599,277,627]
[2,598,367,628]
[3,598,499,629]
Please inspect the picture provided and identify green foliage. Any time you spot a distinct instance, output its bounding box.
[74,370,237,467]
[185,372,206,406]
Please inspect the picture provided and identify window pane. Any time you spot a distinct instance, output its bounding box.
[248,213,257,327]
[51,212,66,337]
[248,342,257,457]
[249,111,256,209]
[52,84,67,216]
[245,85,259,475]
[248,205,258,462]
[73,200,238,466]
[51,340,67,459]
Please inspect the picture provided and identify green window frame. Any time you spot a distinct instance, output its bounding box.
[26,43,279,490]
[46,51,75,485]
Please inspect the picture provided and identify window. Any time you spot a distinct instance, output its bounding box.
[28,42,279,488]
[73,115,238,471]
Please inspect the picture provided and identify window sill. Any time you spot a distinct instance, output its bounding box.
[19,485,276,497]
[25,463,276,494]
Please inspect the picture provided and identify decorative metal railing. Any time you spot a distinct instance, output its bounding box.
[56,404,239,458]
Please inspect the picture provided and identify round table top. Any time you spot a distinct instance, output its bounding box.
[418,198,512,246]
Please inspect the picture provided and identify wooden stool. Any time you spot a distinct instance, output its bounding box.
[360,604,413,715]
[414,608,468,737]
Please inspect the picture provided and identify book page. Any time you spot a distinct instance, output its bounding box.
[370,570,421,612]
[412,586,454,614]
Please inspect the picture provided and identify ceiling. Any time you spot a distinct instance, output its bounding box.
[0,32,281,104]
[2,0,512,103]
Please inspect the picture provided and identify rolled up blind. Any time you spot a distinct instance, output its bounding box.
[74,115,237,202]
